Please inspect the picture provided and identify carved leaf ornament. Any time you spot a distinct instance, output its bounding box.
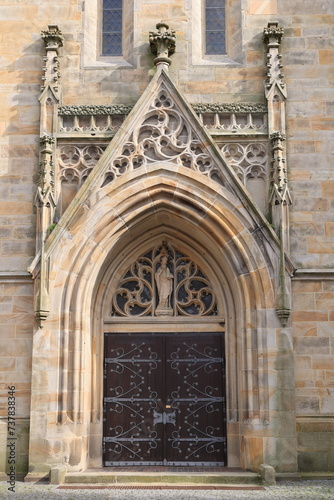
[111,243,218,317]
[102,89,225,186]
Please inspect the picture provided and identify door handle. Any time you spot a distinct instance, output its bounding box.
[153,410,176,426]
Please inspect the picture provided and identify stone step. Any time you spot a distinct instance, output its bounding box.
[65,471,261,485]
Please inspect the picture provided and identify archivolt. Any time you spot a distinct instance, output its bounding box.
[46,166,277,427]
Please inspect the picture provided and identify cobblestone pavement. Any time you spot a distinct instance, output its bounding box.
[1,481,334,500]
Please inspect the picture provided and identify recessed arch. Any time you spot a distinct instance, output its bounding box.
[38,167,279,471]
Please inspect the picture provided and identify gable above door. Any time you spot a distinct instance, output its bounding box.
[52,68,272,233]
[32,25,294,330]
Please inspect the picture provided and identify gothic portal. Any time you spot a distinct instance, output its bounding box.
[2,5,333,482]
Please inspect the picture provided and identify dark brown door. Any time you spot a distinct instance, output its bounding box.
[103,332,226,466]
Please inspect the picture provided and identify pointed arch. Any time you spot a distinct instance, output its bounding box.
[28,166,281,471]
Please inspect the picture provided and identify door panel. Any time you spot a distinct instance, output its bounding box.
[103,334,164,464]
[165,335,226,464]
[103,332,226,466]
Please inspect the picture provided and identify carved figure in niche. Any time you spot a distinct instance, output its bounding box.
[155,252,173,315]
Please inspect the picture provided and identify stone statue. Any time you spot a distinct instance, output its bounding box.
[155,252,173,314]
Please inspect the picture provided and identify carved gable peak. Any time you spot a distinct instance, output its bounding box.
[55,69,274,247]
[96,69,232,190]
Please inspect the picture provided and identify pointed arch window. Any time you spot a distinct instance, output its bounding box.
[205,0,226,55]
[102,0,123,56]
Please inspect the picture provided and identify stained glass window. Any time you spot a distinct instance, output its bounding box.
[205,0,226,55]
[102,0,122,56]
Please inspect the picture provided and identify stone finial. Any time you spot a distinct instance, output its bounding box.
[41,25,63,92]
[263,22,286,97]
[41,24,64,52]
[149,22,176,69]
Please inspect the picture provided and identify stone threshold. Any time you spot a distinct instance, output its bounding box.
[58,484,265,490]
[64,470,261,485]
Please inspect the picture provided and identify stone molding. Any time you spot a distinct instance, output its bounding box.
[57,103,268,137]
[193,103,267,114]
[0,272,33,283]
[58,105,134,116]
[58,102,267,116]
[293,269,334,281]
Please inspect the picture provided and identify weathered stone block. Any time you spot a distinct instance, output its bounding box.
[294,337,330,355]
[319,49,334,64]
[50,465,67,485]
[259,463,276,485]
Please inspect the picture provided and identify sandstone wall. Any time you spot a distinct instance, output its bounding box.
[0,0,333,475]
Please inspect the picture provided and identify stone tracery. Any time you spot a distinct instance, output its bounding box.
[221,143,268,185]
[111,243,218,318]
[58,144,106,186]
[101,89,226,186]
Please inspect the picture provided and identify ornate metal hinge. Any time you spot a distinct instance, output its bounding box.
[153,410,176,426]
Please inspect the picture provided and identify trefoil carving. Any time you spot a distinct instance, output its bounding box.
[221,143,268,185]
[58,145,106,187]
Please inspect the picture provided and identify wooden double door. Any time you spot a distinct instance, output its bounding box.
[103,332,226,466]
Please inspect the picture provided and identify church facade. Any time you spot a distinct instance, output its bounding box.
[0,0,333,480]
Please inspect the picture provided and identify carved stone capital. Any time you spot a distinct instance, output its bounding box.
[41,24,64,52]
[39,135,55,153]
[149,22,176,68]
[263,22,284,45]
[270,131,286,142]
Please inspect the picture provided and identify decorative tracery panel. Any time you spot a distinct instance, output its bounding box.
[101,88,226,187]
[57,144,107,213]
[220,143,268,185]
[221,142,269,213]
[58,144,107,186]
[111,243,218,317]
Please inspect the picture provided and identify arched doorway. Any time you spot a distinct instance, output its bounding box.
[28,166,288,476]
[101,241,226,466]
